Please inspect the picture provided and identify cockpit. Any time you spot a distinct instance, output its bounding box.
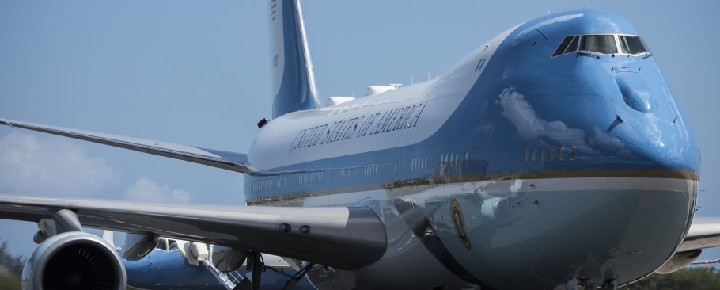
[552,34,650,57]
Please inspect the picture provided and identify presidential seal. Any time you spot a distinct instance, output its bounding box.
[450,199,471,249]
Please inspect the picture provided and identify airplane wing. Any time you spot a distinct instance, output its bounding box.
[0,119,254,174]
[0,195,387,270]
[678,217,720,252]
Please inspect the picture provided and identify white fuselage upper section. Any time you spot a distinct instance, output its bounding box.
[249,27,517,170]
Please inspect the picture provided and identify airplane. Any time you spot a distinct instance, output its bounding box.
[1,0,720,289]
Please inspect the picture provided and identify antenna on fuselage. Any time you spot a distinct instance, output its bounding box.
[410,74,414,85]
[427,71,431,81]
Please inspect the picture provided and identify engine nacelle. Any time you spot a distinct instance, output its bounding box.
[654,250,702,274]
[211,245,248,272]
[21,231,126,290]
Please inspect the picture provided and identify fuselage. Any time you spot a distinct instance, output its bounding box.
[245,10,700,289]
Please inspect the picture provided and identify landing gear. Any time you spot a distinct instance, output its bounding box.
[283,262,315,290]
[248,251,263,290]
[233,251,264,290]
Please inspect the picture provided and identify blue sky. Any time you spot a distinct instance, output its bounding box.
[1,0,719,263]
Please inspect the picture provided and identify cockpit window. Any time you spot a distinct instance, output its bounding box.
[620,35,648,54]
[553,36,574,56]
[579,35,617,54]
[552,34,649,57]
[566,36,579,54]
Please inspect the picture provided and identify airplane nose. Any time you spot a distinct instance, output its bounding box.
[602,89,699,176]
[629,116,697,170]
[520,110,699,287]
[606,115,698,212]
[609,70,700,174]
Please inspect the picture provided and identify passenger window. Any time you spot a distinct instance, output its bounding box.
[580,35,617,54]
[620,35,648,55]
[569,146,576,160]
[524,147,529,162]
[532,147,537,162]
[553,36,574,56]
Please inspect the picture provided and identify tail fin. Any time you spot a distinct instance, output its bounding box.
[269,0,320,118]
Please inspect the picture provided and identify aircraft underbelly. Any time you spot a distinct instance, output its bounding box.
[295,176,695,289]
[301,189,474,289]
[413,177,696,289]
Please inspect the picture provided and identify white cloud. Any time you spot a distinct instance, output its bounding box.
[125,177,191,203]
[498,87,586,146]
[0,132,117,197]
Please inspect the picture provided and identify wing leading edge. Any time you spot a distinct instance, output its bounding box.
[0,119,254,174]
[0,195,387,269]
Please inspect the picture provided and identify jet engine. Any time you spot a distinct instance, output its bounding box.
[21,231,126,290]
[654,250,702,274]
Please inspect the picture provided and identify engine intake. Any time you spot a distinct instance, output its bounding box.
[22,231,126,290]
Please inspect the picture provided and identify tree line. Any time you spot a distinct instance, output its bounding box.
[0,240,22,290]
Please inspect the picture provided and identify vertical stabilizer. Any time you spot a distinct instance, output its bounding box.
[269,0,320,118]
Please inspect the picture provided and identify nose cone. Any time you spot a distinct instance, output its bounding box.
[631,116,698,170]
[605,112,700,177]
[608,69,700,176]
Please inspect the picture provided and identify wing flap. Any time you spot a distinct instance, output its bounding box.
[0,119,253,173]
[0,195,387,269]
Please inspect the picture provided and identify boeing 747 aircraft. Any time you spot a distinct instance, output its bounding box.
[1,0,720,289]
